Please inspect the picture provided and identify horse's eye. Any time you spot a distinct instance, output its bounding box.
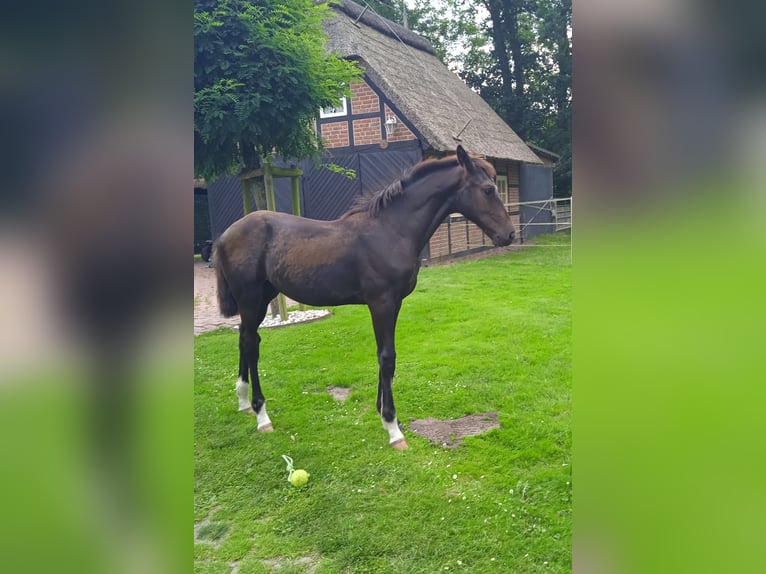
[483,186,495,196]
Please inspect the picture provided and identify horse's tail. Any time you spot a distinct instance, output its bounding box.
[214,241,239,318]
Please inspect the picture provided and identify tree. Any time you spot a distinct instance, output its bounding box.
[408,0,571,196]
[537,0,571,196]
[194,0,361,210]
[363,0,406,23]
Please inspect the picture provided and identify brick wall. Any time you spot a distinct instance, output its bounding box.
[322,120,349,148]
[429,217,486,259]
[352,117,382,146]
[383,105,416,143]
[429,222,451,258]
[508,162,520,186]
[468,222,485,248]
[350,81,380,114]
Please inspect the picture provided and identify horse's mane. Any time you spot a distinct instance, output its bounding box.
[341,155,462,219]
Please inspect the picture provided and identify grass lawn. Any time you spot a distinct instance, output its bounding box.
[194,232,571,573]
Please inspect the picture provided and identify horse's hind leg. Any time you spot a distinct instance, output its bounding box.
[235,339,251,412]
[238,284,278,431]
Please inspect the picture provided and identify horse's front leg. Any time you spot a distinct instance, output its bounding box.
[369,300,407,450]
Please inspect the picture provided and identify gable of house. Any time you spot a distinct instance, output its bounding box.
[318,75,420,151]
[324,0,542,165]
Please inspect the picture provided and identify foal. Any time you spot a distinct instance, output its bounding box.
[215,146,515,449]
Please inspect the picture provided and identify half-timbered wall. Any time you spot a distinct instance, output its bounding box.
[319,77,419,150]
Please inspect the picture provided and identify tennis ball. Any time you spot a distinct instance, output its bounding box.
[290,469,310,488]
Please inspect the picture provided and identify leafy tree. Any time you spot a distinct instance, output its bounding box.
[407,0,485,65]
[408,0,571,196]
[194,0,361,210]
[363,0,406,23]
[537,0,571,196]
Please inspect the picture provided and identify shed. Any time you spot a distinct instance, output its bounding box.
[527,143,560,169]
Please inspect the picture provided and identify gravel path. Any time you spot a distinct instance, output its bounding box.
[194,261,330,335]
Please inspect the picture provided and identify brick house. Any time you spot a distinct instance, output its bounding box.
[202,0,554,259]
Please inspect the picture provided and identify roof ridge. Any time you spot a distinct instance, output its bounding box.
[330,0,437,56]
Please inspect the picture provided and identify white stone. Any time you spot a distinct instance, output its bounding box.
[258,309,331,329]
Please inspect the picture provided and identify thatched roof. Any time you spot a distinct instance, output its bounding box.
[325,0,542,164]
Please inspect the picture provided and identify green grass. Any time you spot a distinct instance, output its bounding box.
[194,232,571,573]
[197,522,231,542]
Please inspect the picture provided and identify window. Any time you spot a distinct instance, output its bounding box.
[320,97,347,118]
[496,175,509,208]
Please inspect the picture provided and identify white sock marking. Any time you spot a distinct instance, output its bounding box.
[255,404,271,430]
[235,378,250,411]
[382,417,404,444]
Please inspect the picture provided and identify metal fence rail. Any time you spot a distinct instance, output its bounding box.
[512,197,572,238]
[426,196,572,262]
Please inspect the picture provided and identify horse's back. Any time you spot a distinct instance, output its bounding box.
[217,211,366,305]
[221,211,348,254]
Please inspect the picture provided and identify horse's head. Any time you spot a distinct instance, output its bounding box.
[452,145,516,246]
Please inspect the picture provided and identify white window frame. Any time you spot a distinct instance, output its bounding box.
[496,175,510,209]
[320,97,348,118]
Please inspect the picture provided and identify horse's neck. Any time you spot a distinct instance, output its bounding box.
[381,170,458,254]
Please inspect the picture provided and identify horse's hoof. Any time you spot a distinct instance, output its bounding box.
[390,438,408,451]
[242,407,256,415]
[258,423,274,433]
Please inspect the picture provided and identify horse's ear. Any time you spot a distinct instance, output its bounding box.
[456,145,475,173]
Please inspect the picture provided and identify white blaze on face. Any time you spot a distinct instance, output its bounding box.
[236,378,250,411]
[382,417,404,444]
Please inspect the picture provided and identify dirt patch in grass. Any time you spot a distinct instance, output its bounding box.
[327,385,351,402]
[408,412,500,448]
[195,505,230,547]
[262,554,320,573]
[197,522,229,542]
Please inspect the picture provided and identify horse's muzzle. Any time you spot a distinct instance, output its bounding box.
[493,229,515,246]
